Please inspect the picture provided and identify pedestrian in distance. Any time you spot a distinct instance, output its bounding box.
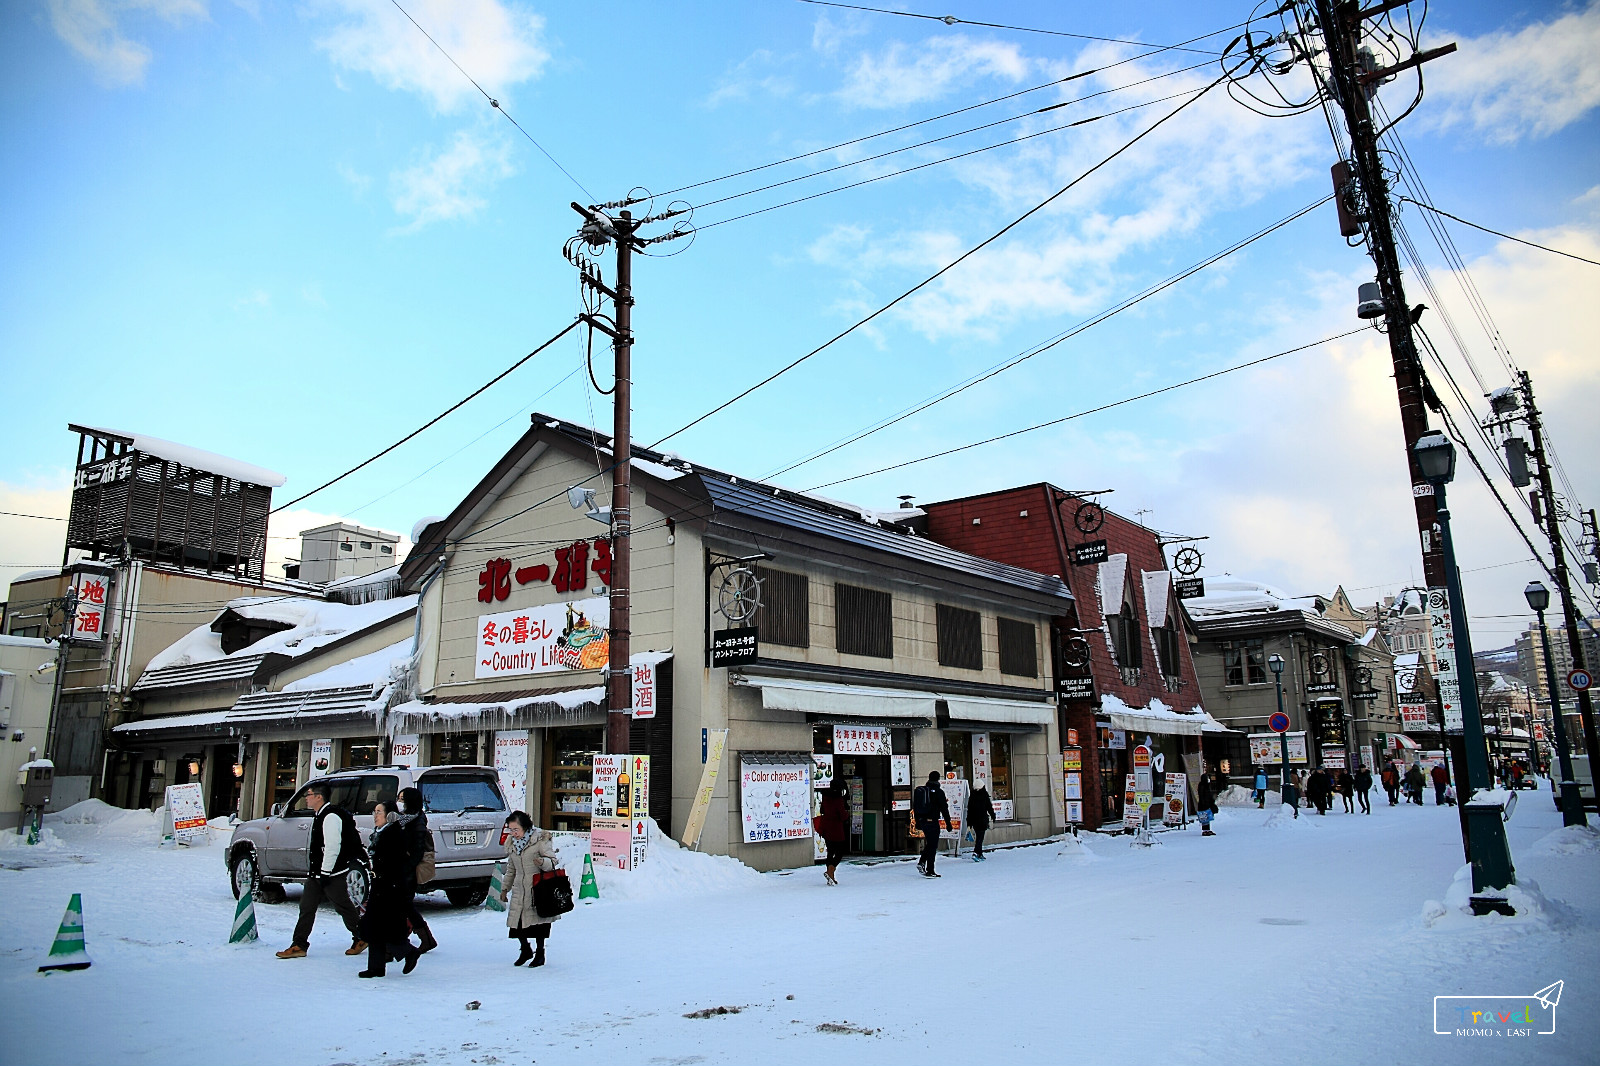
[1430,762,1450,805]
[1307,767,1332,816]
[1337,769,1354,813]
[967,782,995,861]
[396,787,438,956]
[276,781,365,960]
[500,810,561,967]
[1253,766,1268,809]
[1404,763,1426,805]
[1282,770,1301,819]
[1354,764,1373,814]
[1381,764,1399,806]
[357,800,420,978]
[1197,772,1219,837]
[815,782,848,885]
[912,772,951,877]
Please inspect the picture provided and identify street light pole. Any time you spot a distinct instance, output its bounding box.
[1269,654,1288,798]
[1527,581,1586,827]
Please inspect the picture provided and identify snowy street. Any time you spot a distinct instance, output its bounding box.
[2,792,1595,1065]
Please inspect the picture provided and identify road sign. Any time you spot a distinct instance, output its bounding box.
[1269,711,1290,733]
[1569,669,1593,692]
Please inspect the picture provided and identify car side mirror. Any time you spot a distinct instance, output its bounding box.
[271,802,284,817]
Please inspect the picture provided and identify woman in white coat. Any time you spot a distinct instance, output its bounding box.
[499,810,561,968]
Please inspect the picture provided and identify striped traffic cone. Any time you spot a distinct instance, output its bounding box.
[38,893,91,972]
[578,853,599,901]
[483,861,506,911]
[229,891,258,944]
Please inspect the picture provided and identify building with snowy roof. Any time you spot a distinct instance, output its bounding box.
[0,634,58,830]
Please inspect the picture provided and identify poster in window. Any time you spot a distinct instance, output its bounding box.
[812,754,834,788]
[391,734,421,769]
[848,777,864,834]
[890,754,910,786]
[311,738,333,777]
[739,759,812,843]
[493,730,529,813]
[971,732,991,790]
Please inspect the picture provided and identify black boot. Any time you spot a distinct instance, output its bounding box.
[359,940,387,978]
[402,944,419,974]
[514,939,534,966]
[530,937,546,968]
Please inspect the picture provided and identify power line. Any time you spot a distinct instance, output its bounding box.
[794,0,1230,55]
[1398,198,1600,269]
[806,327,1368,491]
[765,194,1333,479]
[272,318,581,514]
[650,68,1238,450]
[1,511,65,521]
[386,0,595,201]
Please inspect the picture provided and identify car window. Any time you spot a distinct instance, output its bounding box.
[351,775,400,815]
[286,785,316,817]
[324,779,362,813]
[419,771,506,813]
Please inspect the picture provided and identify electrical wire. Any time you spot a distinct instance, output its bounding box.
[794,0,1230,54]
[804,327,1368,492]
[271,318,581,514]
[1398,198,1600,269]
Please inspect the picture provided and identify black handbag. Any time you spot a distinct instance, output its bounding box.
[534,871,575,917]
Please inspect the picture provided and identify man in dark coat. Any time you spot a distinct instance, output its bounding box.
[1307,768,1332,815]
[967,784,995,861]
[1197,773,1218,837]
[277,781,364,959]
[912,772,951,878]
[397,787,438,954]
[1404,763,1426,805]
[358,800,419,978]
[1353,764,1373,814]
[1430,762,1451,805]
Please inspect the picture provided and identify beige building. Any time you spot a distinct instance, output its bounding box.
[1,634,59,830]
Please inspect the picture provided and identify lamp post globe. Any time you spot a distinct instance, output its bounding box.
[1413,430,1456,484]
[1523,581,1549,613]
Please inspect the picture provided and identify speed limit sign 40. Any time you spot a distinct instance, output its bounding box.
[1570,669,1593,693]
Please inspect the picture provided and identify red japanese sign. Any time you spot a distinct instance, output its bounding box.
[477,539,610,604]
[70,571,110,644]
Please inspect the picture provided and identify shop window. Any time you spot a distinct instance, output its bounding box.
[1224,639,1267,686]
[936,604,982,670]
[943,732,971,780]
[998,617,1037,677]
[836,583,892,659]
[990,734,1012,807]
[270,742,299,809]
[755,567,810,648]
[345,738,381,768]
[1108,604,1143,670]
[435,733,479,765]
[545,726,603,833]
[1155,623,1182,677]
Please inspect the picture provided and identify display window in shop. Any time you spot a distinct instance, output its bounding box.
[812,725,909,855]
[268,741,299,809]
[433,732,480,766]
[543,726,602,834]
[345,737,381,769]
[944,731,1015,818]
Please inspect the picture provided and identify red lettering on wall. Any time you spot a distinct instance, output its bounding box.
[478,558,512,603]
[591,538,612,586]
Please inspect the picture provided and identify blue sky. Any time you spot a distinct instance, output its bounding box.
[3,0,1597,642]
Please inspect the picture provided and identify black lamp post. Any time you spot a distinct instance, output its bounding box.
[1269,653,1289,796]
[1414,430,1517,909]
[1526,580,1586,827]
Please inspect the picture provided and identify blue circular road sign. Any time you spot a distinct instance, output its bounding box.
[1269,711,1291,733]
[1569,669,1593,692]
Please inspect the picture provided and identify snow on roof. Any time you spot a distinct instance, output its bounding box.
[19,758,53,770]
[1184,578,1324,619]
[8,569,60,585]
[74,424,287,487]
[1394,652,1421,667]
[283,638,413,693]
[324,564,402,590]
[143,594,416,673]
[1358,627,1382,647]
[0,633,54,649]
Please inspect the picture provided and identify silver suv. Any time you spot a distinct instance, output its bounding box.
[226,765,509,908]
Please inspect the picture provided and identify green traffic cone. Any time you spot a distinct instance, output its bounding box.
[483,861,506,911]
[229,891,258,944]
[39,893,91,972]
[578,853,599,901]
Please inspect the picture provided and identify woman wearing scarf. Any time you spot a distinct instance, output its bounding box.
[357,800,420,978]
[499,810,562,967]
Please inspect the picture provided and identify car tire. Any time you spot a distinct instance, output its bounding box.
[231,849,282,903]
[347,864,371,911]
[445,882,488,907]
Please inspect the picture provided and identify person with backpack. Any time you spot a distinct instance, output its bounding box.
[276,780,365,960]
[499,810,562,967]
[1381,764,1399,806]
[1404,763,1426,805]
[912,772,951,877]
[1430,762,1450,805]
[967,783,995,861]
[1253,766,1268,809]
[1353,764,1373,814]
[397,787,438,955]
[1197,772,1219,837]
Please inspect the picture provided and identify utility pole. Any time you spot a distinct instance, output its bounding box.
[1311,0,1455,587]
[1519,370,1599,772]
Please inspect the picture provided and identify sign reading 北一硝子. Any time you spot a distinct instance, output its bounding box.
[710,627,759,668]
[475,596,610,679]
[1070,540,1109,566]
[1306,681,1340,693]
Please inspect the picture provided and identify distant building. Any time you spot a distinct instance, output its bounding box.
[0,634,58,830]
[285,522,401,584]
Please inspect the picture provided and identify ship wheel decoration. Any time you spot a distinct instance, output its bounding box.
[1061,636,1092,669]
[1073,501,1104,534]
[1356,666,1373,687]
[1173,547,1203,576]
[717,567,763,623]
[1310,652,1331,676]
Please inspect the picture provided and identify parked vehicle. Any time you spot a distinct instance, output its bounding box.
[1550,755,1596,812]
[226,764,508,907]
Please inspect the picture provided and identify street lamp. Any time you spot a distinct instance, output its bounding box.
[1525,580,1586,827]
[1414,430,1517,910]
[1268,654,1289,799]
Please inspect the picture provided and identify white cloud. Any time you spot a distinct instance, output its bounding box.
[1420,1,1600,143]
[315,0,549,113]
[389,129,514,230]
[0,478,74,593]
[47,0,207,86]
[835,34,1030,109]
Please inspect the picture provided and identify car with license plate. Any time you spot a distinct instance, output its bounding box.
[226,764,509,907]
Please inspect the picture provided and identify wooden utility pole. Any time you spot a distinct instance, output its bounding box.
[607,210,637,757]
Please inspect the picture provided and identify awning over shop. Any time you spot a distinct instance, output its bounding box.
[388,684,605,731]
[1106,707,1206,736]
[112,709,233,741]
[1392,733,1421,750]
[735,675,938,723]
[941,695,1053,728]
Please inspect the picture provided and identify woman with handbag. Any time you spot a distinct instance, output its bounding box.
[397,787,438,955]
[499,810,562,968]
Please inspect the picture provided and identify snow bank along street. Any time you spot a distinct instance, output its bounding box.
[2,792,1595,1066]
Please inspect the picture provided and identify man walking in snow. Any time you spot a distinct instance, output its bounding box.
[1430,762,1450,805]
[1353,764,1373,814]
[1253,766,1268,808]
[912,772,951,877]
[277,782,365,960]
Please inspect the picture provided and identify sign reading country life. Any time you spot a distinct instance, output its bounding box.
[476,596,609,679]
[710,627,759,668]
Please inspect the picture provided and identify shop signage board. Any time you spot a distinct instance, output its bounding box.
[69,569,110,644]
[833,725,887,756]
[475,596,610,679]
[1426,588,1459,715]
[1057,676,1095,701]
[1321,746,1347,770]
[890,754,911,786]
[1106,728,1126,749]
[1121,774,1143,831]
[164,783,208,845]
[812,754,833,789]
[710,628,759,668]
[629,755,650,869]
[1175,577,1205,600]
[1306,681,1339,693]
[391,734,421,769]
[1399,702,1430,728]
[311,739,333,777]
[1066,728,1079,746]
[1162,771,1187,827]
[739,759,812,843]
[1351,690,1380,701]
[1062,748,1082,772]
[1071,540,1109,566]
[590,754,631,870]
[1533,723,1546,741]
[680,729,728,849]
[493,731,529,813]
[1438,676,1463,731]
[848,777,865,835]
[938,777,968,841]
[1248,732,1308,766]
[972,733,992,791]
[1132,745,1153,794]
[1064,772,1082,800]
[631,660,658,720]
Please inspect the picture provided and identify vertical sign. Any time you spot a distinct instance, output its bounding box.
[310,739,333,777]
[1428,587,1463,731]
[631,660,657,720]
[164,783,208,845]
[1162,771,1187,827]
[590,754,631,870]
[391,734,421,769]
[848,777,865,835]
[680,729,728,849]
[493,730,529,813]
[1121,774,1142,831]
[69,569,110,644]
[1132,744,1153,810]
[629,755,650,869]
[938,777,968,841]
[972,733,992,791]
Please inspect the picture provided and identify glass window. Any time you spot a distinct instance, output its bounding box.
[351,775,400,815]
[1246,641,1268,684]
[287,784,317,817]
[998,617,1037,677]
[936,604,982,670]
[345,738,380,768]
[990,734,1012,802]
[835,583,892,659]
[271,742,299,808]
[943,732,971,780]
[419,771,506,813]
[340,542,354,552]
[380,544,394,555]
[360,541,372,549]
[1225,640,1267,685]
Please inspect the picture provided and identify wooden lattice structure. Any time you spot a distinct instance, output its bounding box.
[65,424,282,580]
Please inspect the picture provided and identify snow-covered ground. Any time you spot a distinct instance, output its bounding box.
[1,790,1595,1065]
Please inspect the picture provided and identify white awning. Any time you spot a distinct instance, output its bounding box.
[941,695,1053,727]
[737,675,938,722]
[1107,708,1206,736]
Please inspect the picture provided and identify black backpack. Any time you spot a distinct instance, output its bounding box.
[913,785,934,820]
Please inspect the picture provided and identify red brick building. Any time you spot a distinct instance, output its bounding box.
[920,484,1215,829]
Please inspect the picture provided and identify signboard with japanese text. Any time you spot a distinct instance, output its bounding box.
[680,729,727,850]
[1427,587,1456,682]
[391,734,421,769]
[1400,702,1430,729]
[710,628,759,668]
[1248,732,1308,766]
[1064,772,1082,800]
[890,754,911,786]
[972,733,991,791]
[1071,540,1109,566]
[812,754,833,788]
[1162,772,1187,826]
[311,739,333,777]
[164,783,208,845]
[628,755,651,869]
[938,777,967,841]
[848,777,864,835]
[494,731,529,813]
[1062,748,1082,772]
[69,569,111,644]
[1438,677,1463,731]
[1320,746,1347,770]
[1058,676,1095,702]
[1105,729,1126,750]
[739,759,812,843]
[832,724,887,756]
[1066,800,1083,823]
[631,660,659,720]
[590,754,630,870]
[475,596,609,679]
[1122,774,1143,830]
[1175,577,1205,599]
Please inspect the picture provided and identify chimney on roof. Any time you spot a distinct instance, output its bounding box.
[898,495,916,510]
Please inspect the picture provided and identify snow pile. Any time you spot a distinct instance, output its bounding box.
[282,638,412,692]
[49,798,159,840]
[143,594,417,672]
[1522,824,1600,859]
[549,820,765,903]
[1262,806,1316,830]
[0,826,66,851]
[1183,577,1325,618]
[1054,832,1100,864]
[1422,864,1574,929]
